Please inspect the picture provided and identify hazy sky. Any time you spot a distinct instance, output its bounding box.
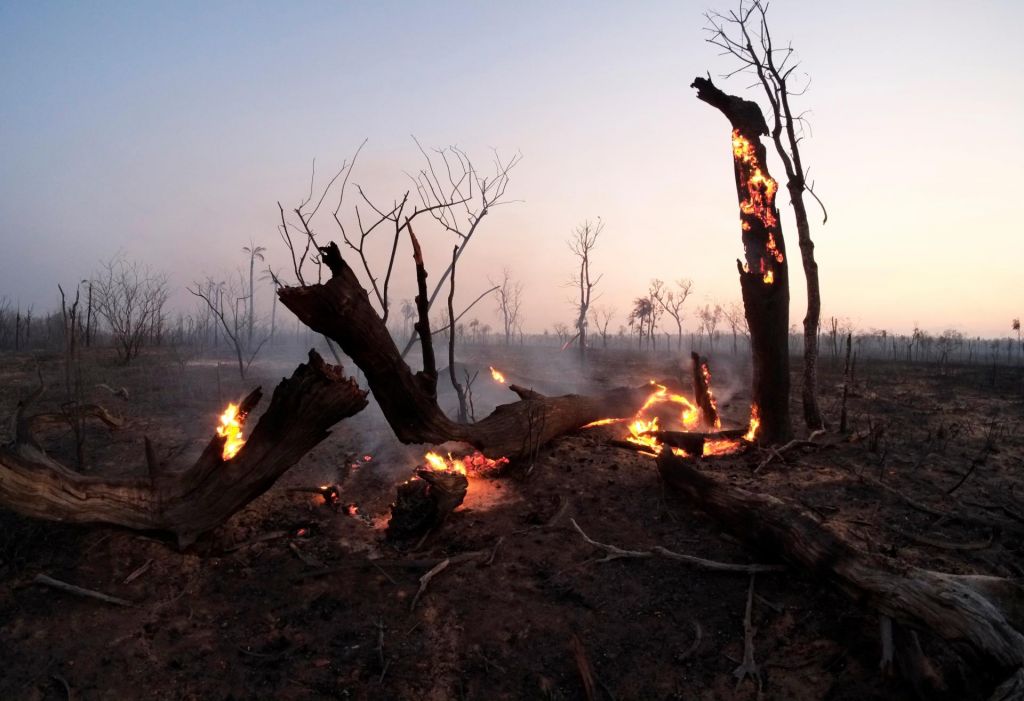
[2,1,1022,337]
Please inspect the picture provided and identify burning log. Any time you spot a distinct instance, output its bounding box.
[278,241,652,460]
[387,468,468,542]
[647,428,748,456]
[0,350,368,547]
[657,451,1024,696]
[692,76,792,444]
[690,352,721,429]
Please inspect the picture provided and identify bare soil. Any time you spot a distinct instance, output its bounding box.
[1,345,1022,700]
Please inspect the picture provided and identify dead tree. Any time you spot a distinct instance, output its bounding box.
[692,75,792,444]
[706,1,827,430]
[0,350,367,547]
[691,352,721,429]
[568,219,604,361]
[91,255,169,364]
[493,267,524,346]
[188,275,269,380]
[279,241,651,460]
[653,279,693,351]
[658,452,1024,698]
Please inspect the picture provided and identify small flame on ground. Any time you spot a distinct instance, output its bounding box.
[489,366,506,384]
[424,450,509,476]
[216,403,246,460]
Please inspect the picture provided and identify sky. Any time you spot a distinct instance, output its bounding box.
[1,0,1022,338]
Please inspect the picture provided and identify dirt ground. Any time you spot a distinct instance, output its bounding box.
[1,344,1022,700]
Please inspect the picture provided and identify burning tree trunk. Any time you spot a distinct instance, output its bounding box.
[692,76,792,444]
[690,352,721,429]
[0,350,368,547]
[278,242,651,460]
[658,452,1024,696]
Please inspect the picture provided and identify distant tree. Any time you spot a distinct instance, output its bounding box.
[707,0,827,429]
[1014,318,1021,362]
[553,322,571,347]
[722,301,748,354]
[698,303,724,352]
[242,240,266,343]
[630,297,654,350]
[188,275,269,379]
[91,255,169,364]
[493,267,524,345]
[568,219,604,360]
[653,278,694,351]
[590,305,617,349]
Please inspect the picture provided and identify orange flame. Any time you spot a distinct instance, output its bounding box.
[489,366,506,384]
[700,362,723,430]
[732,129,783,286]
[216,403,246,460]
[582,417,624,428]
[744,404,761,442]
[424,450,509,476]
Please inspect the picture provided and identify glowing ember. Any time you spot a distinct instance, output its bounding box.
[744,404,761,442]
[489,366,507,384]
[344,504,359,517]
[363,455,373,462]
[424,450,509,476]
[216,403,246,460]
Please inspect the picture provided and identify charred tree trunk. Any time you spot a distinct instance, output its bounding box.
[692,76,792,444]
[0,350,367,547]
[690,352,721,429]
[658,452,1024,696]
[279,242,651,460]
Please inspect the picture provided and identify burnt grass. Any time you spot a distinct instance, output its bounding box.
[1,345,1022,700]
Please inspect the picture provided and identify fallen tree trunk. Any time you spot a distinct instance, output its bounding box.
[278,242,651,460]
[0,350,368,547]
[657,452,1024,696]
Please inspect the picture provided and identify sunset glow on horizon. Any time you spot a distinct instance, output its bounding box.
[1,1,1021,338]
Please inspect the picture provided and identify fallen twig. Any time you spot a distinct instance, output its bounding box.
[679,620,703,662]
[571,633,597,701]
[571,519,783,573]
[33,574,133,607]
[410,558,450,612]
[733,575,761,692]
[123,559,153,585]
[754,429,826,473]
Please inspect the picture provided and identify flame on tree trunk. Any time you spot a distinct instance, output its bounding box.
[692,76,792,445]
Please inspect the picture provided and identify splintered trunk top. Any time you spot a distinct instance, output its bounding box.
[691,76,792,444]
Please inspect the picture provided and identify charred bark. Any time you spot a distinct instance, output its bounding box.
[692,76,792,444]
[657,452,1024,696]
[279,244,651,460]
[690,352,721,429]
[0,350,368,547]
[387,468,468,541]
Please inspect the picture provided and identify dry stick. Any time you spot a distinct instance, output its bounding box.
[410,558,450,612]
[754,428,827,473]
[733,574,761,691]
[571,633,598,701]
[123,559,153,585]
[33,574,134,607]
[288,542,324,568]
[570,519,783,573]
[50,674,72,701]
[679,620,703,662]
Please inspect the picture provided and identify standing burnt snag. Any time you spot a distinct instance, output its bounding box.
[692,76,792,444]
